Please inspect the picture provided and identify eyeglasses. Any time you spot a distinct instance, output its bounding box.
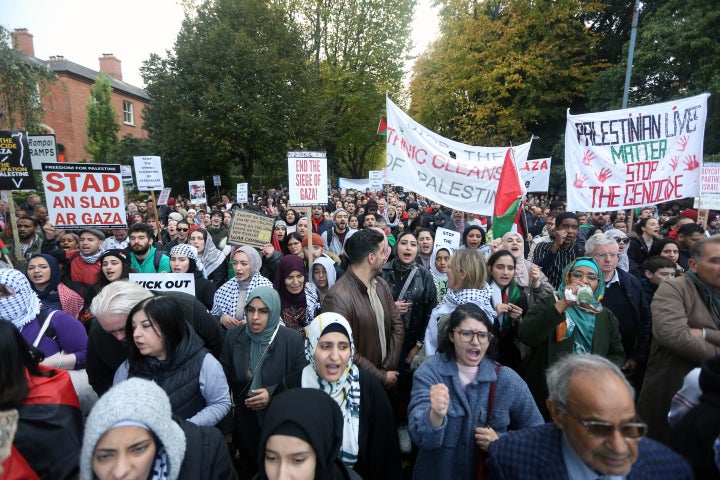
[570,271,600,282]
[562,407,648,439]
[593,253,620,260]
[246,306,270,315]
[454,329,493,343]
[177,228,189,232]
[614,237,629,244]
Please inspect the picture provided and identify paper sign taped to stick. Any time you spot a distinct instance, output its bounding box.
[699,166,720,210]
[129,273,195,295]
[227,210,275,248]
[42,163,125,229]
[0,131,36,190]
[236,183,248,203]
[28,134,57,170]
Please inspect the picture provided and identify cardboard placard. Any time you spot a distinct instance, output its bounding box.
[128,273,195,295]
[227,209,275,248]
[42,163,125,229]
[0,131,36,190]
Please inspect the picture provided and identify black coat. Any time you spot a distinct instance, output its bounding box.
[176,416,238,480]
[277,369,402,480]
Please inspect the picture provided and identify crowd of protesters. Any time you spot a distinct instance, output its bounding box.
[3,184,720,479]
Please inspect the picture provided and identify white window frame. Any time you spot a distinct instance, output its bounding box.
[123,100,134,125]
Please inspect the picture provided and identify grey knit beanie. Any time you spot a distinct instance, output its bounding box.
[80,378,186,480]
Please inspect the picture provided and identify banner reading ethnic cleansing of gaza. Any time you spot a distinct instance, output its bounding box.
[565,93,710,212]
[385,98,531,216]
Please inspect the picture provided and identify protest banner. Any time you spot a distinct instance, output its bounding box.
[213,175,221,187]
[434,227,461,250]
[236,183,248,203]
[288,151,328,206]
[28,134,57,170]
[385,98,531,215]
[0,131,36,190]
[129,273,194,296]
[565,93,710,212]
[157,187,172,206]
[369,170,383,191]
[227,209,275,248]
[339,177,370,192]
[133,156,164,191]
[188,180,206,205]
[42,163,125,229]
[699,165,720,210]
[519,157,551,192]
[120,165,133,185]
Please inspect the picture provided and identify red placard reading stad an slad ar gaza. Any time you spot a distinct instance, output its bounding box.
[42,163,126,229]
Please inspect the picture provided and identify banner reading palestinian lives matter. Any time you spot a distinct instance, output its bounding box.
[42,163,126,229]
[385,97,531,216]
[565,93,710,212]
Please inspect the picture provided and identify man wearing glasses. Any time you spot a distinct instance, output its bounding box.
[585,234,651,392]
[487,354,692,479]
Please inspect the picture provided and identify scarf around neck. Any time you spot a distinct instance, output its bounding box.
[686,270,720,325]
[0,268,41,329]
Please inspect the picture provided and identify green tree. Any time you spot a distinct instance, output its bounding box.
[0,26,56,132]
[85,74,120,162]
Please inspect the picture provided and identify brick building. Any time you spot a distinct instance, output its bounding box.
[12,29,150,162]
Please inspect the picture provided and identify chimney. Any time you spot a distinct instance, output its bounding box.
[13,28,35,57]
[99,53,122,81]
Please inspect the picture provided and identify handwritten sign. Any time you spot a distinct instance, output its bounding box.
[42,163,125,229]
[434,227,461,250]
[157,187,172,206]
[288,151,328,206]
[699,166,720,210]
[369,170,383,191]
[28,134,57,170]
[227,209,275,248]
[0,131,36,190]
[133,156,164,191]
[565,93,709,211]
[236,183,248,203]
[129,273,195,295]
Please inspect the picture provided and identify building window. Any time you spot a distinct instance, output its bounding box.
[123,100,134,125]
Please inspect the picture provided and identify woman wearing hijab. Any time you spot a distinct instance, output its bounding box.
[276,313,401,479]
[212,246,272,330]
[220,286,306,474]
[274,255,320,334]
[500,231,553,296]
[170,244,216,310]
[519,257,625,417]
[26,253,85,319]
[429,245,453,303]
[256,388,360,480]
[188,227,228,287]
[385,205,400,236]
[81,378,237,480]
[311,256,337,308]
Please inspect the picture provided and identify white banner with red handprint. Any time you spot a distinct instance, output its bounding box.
[385,97,531,215]
[565,93,710,212]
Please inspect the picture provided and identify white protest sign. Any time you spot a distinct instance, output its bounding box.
[385,98,531,215]
[288,151,328,206]
[133,156,164,191]
[369,170,383,190]
[157,187,172,206]
[519,158,551,192]
[213,175,221,187]
[28,134,57,170]
[565,93,709,212]
[129,273,195,296]
[699,166,720,210]
[42,163,125,229]
[236,183,248,203]
[434,227,461,250]
[188,180,206,205]
[120,165,133,185]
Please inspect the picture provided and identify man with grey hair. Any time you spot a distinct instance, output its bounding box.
[487,354,692,479]
[86,280,225,395]
[585,233,651,390]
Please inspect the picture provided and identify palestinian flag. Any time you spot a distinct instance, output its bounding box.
[493,148,525,238]
[377,117,387,136]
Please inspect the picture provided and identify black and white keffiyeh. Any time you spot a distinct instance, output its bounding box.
[0,268,41,329]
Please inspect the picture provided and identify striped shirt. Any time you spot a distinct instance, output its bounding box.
[533,241,583,288]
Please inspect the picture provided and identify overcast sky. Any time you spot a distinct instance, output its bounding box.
[3,0,438,88]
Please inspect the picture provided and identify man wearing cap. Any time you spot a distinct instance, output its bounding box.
[310,205,331,236]
[42,222,105,300]
[401,202,422,234]
[207,210,229,250]
[321,208,356,255]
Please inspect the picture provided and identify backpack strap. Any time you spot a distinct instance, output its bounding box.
[33,308,58,346]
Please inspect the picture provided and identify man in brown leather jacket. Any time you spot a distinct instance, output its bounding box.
[322,228,404,388]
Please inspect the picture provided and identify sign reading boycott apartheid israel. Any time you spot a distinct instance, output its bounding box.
[288,151,328,206]
[0,131,36,190]
[384,98,531,216]
[42,163,126,229]
[565,93,709,212]
[227,209,276,248]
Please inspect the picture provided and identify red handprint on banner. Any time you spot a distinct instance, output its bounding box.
[684,155,700,171]
[669,156,679,171]
[573,173,589,188]
[596,168,612,184]
[582,150,596,167]
[676,136,689,152]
